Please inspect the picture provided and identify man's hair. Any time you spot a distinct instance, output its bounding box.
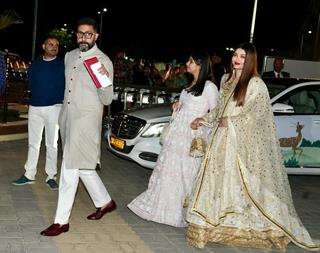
[274,56,285,63]
[43,35,60,45]
[77,17,98,32]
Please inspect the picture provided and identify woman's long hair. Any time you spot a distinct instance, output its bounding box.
[227,42,259,106]
[187,50,213,96]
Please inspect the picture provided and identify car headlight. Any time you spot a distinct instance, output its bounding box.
[141,122,168,138]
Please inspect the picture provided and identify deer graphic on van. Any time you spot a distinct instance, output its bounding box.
[279,122,304,156]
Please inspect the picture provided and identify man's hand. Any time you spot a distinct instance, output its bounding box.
[98,64,109,76]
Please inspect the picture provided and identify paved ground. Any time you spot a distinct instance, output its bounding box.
[0,136,319,253]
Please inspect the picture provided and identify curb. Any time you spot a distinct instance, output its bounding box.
[0,120,28,142]
[0,132,28,141]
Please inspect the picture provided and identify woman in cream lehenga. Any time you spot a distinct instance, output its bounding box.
[186,42,320,251]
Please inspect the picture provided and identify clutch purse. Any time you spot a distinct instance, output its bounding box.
[189,136,206,157]
[189,121,213,158]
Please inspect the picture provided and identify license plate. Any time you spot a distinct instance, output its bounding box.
[110,136,125,150]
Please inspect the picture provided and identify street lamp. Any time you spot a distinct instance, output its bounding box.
[249,0,259,43]
[300,30,312,57]
[314,12,320,60]
[97,8,107,47]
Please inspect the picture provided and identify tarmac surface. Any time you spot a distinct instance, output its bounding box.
[0,130,319,253]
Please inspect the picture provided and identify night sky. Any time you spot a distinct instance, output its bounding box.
[0,0,317,65]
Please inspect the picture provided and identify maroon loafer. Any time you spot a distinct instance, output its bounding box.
[40,223,69,236]
[87,200,117,220]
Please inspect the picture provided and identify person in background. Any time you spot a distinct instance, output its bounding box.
[0,51,6,95]
[113,51,133,85]
[40,17,115,236]
[211,54,226,89]
[12,36,65,190]
[186,42,319,251]
[175,64,190,88]
[127,50,219,227]
[262,56,290,78]
[161,63,175,87]
[132,58,145,84]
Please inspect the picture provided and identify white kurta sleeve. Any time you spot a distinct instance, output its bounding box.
[203,81,219,111]
[98,85,113,105]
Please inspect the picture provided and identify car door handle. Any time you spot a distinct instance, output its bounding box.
[312,119,320,125]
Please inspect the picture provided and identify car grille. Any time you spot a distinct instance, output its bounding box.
[111,113,146,139]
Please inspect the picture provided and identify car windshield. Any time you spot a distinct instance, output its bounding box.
[266,83,288,98]
[263,77,320,99]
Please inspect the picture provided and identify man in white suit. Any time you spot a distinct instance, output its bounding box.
[41,17,116,236]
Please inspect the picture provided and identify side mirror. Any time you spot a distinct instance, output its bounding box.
[272,103,294,113]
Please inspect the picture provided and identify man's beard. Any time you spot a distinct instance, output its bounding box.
[78,42,94,52]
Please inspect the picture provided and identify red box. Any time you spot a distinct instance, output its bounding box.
[83,57,112,88]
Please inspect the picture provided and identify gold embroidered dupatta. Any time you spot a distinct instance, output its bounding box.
[186,75,320,251]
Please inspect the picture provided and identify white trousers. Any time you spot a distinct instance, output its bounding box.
[24,105,61,182]
[54,161,111,224]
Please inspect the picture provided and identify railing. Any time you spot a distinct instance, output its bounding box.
[109,83,182,115]
[0,78,29,123]
[0,79,183,123]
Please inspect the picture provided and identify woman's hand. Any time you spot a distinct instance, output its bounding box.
[218,117,228,127]
[172,101,181,112]
[191,117,205,129]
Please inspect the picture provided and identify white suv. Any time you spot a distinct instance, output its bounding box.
[105,78,320,175]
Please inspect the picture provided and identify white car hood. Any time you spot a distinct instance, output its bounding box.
[124,104,172,122]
